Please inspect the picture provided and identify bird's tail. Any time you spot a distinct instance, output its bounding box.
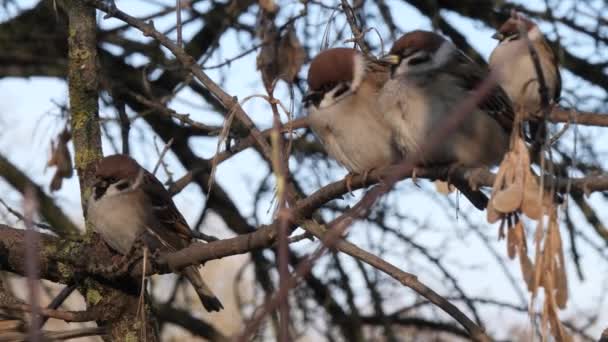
[182,266,224,312]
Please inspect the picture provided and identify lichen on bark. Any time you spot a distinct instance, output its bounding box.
[58,1,157,340]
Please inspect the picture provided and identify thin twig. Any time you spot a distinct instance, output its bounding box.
[38,283,78,328]
[340,0,370,55]
[175,0,182,47]
[0,198,52,230]
[129,91,222,134]
[203,43,263,70]
[152,137,174,176]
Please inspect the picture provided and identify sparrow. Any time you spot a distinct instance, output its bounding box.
[303,48,401,182]
[489,12,561,142]
[87,154,223,312]
[380,30,515,209]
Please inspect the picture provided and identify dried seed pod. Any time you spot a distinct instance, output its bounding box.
[492,152,523,213]
[257,24,305,88]
[521,172,543,219]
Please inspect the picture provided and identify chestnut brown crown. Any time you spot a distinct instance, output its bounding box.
[94,154,141,182]
[307,48,360,91]
[494,14,536,41]
[390,30,446,57]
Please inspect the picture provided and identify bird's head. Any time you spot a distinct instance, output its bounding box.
[303,47,366,109]
[382,30,454,78]
[92,154,143,200]
[492,11,538,42]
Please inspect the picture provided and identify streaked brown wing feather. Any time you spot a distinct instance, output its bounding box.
[140,171,193,243]
[447,51,515,134]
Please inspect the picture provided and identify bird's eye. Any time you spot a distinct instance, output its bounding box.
[408,55,431,66]
[333,84,350,98]
[115,181,130,191]
[506,33,520,41]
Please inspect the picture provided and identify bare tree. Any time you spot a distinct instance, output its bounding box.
[0,0,607,341]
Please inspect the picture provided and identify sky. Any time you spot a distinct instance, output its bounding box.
[1,0,607,339]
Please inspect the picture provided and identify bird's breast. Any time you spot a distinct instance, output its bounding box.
[490,40,557,111]
[380,80,430,157]
[87,192,147,254]
[308,94,397,173]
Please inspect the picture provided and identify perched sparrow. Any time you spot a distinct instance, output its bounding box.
[87,155,223,312]
[490,12,561,141]
[380,30,515,209]
[304,48,401,179]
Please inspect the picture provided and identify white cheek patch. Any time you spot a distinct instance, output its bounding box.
[432,41,455,68]
[394,59,410,77]
[318,84,353,109]
[103,172,143,197]
[318,92,335,109]
[105,182,125,197]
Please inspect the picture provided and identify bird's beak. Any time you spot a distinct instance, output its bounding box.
[491,32,504,41]
[381,54,401,65]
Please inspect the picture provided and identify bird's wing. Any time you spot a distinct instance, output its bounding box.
[448,51,515,134]
[545,41,562,101]
[140,170,193,247]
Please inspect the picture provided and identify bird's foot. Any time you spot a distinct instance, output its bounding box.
[345,168,376,194]
[361,168,375,187]
[345,172,356,194]
[445,163,468,186]
[411,167,421,188]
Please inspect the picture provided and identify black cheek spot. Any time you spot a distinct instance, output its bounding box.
[94,184,107,200]
[334,84,350,98]
[310,94,323,107]
[116,182,130,191]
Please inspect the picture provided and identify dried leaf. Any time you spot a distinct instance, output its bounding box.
[493,184,523,212]
[486,200,501,223]
[46,128,73,191]
[520,253,535,291]
[257,24,305,88]
[507,223,518,259]
[492,153,524,213]
[497,218,506,240]
[546,288,572,342]
[259,0,278,13]
[522,169,543,219]
[549,213,568,309]
[277,26,305,83]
